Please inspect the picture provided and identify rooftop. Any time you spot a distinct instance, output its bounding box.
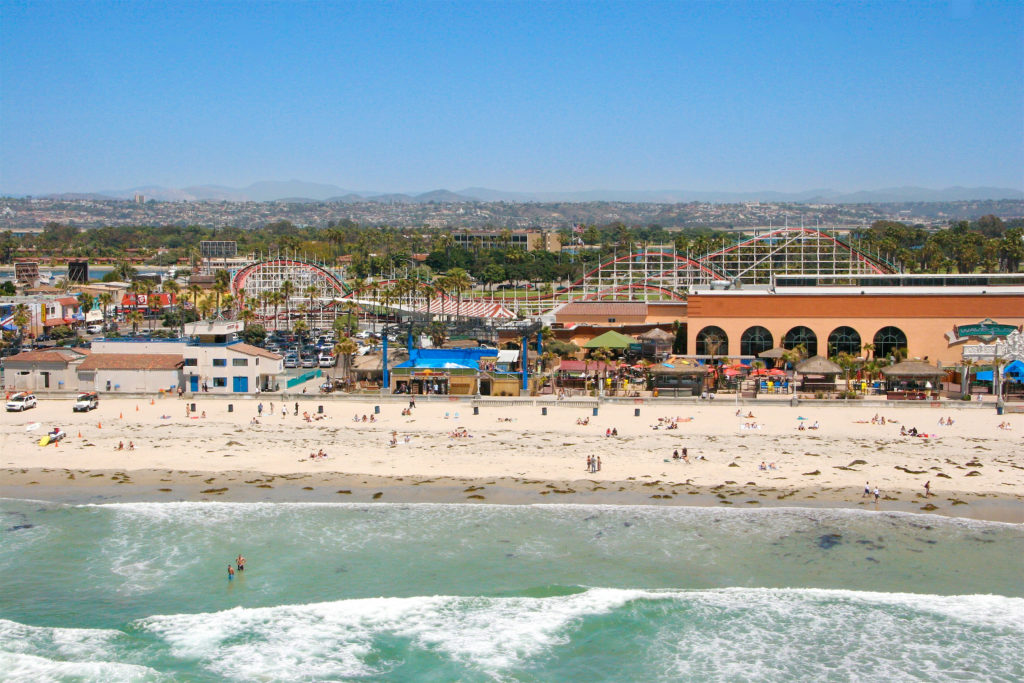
[78,353,184,371]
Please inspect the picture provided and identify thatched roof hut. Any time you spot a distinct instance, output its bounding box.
[796,355,842,375]
[638,328,674,341]
[881,360,945,378]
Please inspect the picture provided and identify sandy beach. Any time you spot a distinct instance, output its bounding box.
[2,395,1023,521]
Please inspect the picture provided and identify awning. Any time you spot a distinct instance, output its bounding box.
[497,349,519,364]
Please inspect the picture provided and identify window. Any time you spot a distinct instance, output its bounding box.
[212,358,227,367]
[607,318,616,323]
[232,358,248,367]
[183,358,198,367]
[827,327,861,357]
[213,377,227,387]
[782,326,818,358]
[696,326,729,357]
[740,326,774,357]
[873,326,907,360]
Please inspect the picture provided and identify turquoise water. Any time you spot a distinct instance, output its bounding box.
[1,500,1022,681]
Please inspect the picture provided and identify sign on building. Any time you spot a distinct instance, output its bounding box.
[200,241,238,259]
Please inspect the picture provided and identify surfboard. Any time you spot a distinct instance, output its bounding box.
[38,435,51,446]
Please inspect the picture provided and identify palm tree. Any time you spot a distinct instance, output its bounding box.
[280,279,295,330]
[445,268,472,319]
[270,291,283,332]
[833,351,862,396]
[162,279,182,334]
[305,284,318,331]
[198,298,213,321]
[588,346,614,395]
[333,337,358,385]
[221,294,235,319]
[12,303,30,343]
[127,310,144,334]
[97,292,113,332]
[138,279,155,331]
[187,284,203,315]
[211,281,228,318]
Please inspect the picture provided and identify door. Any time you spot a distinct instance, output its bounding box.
[232,376,248,393]
[189,375,199,392]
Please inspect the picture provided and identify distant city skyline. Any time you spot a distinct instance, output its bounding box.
[1,1,1022,196]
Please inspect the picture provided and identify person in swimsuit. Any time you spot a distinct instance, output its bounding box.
[236,554,245,572]
[227,564,235,580]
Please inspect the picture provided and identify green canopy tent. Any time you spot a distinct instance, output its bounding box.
[582,330,638,350]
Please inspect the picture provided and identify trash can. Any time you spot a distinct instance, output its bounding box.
[318,405,324,414]
[473,406,479,415]
[227,404,233,413]
[592,407,598,416]
[190,403,196,412]
[997,405,1004,416]
[634,408,640,417]
[541,407,547,416]
[374,405,380,414]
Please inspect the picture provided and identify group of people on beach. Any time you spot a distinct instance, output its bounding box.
[759,461,778,471]
[353,414,377,423]
[795,420,819,431]
[586,455,602,473]
[604,427,618,437]
[652,416,689,430]
[115,441,134,451]
[863,482,882,502]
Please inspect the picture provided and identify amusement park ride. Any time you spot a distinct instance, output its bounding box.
[230,227,898,326]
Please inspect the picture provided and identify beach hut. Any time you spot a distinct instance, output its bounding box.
[881,360,945,399]
[795,355,842,393]
[637,328,675,359]
[648,362,708,396]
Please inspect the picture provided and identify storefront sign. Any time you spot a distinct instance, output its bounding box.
[955,319,1018,340]
[963,330,1024,361]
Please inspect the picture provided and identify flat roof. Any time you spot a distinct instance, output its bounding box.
[691,286,1024,296]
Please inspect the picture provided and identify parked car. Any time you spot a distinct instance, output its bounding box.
[87,324,104,335]
[318,354,335,368]
[73,392,99,412]
[301,356,317,368]
[283,354,299,369]
[6,392,37,412]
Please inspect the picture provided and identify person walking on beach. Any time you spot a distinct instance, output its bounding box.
[863,482,871,498]
[258,403,263,417]
[586,455,593,472]
[873,486,880,503]
[924,481,931,497]
[596,456,602,472]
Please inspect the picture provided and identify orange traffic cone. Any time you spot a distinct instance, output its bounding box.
[119,412,123,419]
[98,422,102,429]
[78,431,82,438]
[136,404,140,411]
[150,398,155,405]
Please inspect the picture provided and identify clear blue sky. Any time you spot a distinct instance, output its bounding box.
[2,0,1022,195]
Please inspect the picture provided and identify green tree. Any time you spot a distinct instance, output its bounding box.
[333,336,358,384]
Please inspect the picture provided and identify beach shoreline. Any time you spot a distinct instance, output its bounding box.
[3,397,1022,523]
[3,467,1023,524]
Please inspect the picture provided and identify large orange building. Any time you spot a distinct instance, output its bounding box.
[685,278,1024,364]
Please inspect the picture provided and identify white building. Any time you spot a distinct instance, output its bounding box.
[85,321,284,394]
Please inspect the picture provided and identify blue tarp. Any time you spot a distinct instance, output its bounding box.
[395,348,496,372]
[976,360,1024,382]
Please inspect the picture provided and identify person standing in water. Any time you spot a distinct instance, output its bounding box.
[227,564,235,581]
[236,554,246,572]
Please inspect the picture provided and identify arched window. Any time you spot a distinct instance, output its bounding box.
[827,326,861,357]
[873,326,907,360]
[740,326,774,357]
[696,326,729,357]
[782,326,817,357]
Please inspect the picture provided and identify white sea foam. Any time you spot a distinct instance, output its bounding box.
[0,618,125,660]
[139,588,648,680]
[0,619,162,682]
[0,651,163,682]
[136,586,1024,681]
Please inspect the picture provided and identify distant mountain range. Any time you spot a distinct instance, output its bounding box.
[29,180,1024,204]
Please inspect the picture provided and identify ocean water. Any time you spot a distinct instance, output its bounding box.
[0,500,1022,682]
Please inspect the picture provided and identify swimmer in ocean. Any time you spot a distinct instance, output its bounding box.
[227,564,235,580]
[236,554,245,572]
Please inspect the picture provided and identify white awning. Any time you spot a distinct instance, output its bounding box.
[497,349,519,363]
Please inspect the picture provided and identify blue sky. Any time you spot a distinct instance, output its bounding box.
[1,0,1022,195]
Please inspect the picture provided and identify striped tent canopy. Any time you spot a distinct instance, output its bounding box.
[415,298,516,319]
